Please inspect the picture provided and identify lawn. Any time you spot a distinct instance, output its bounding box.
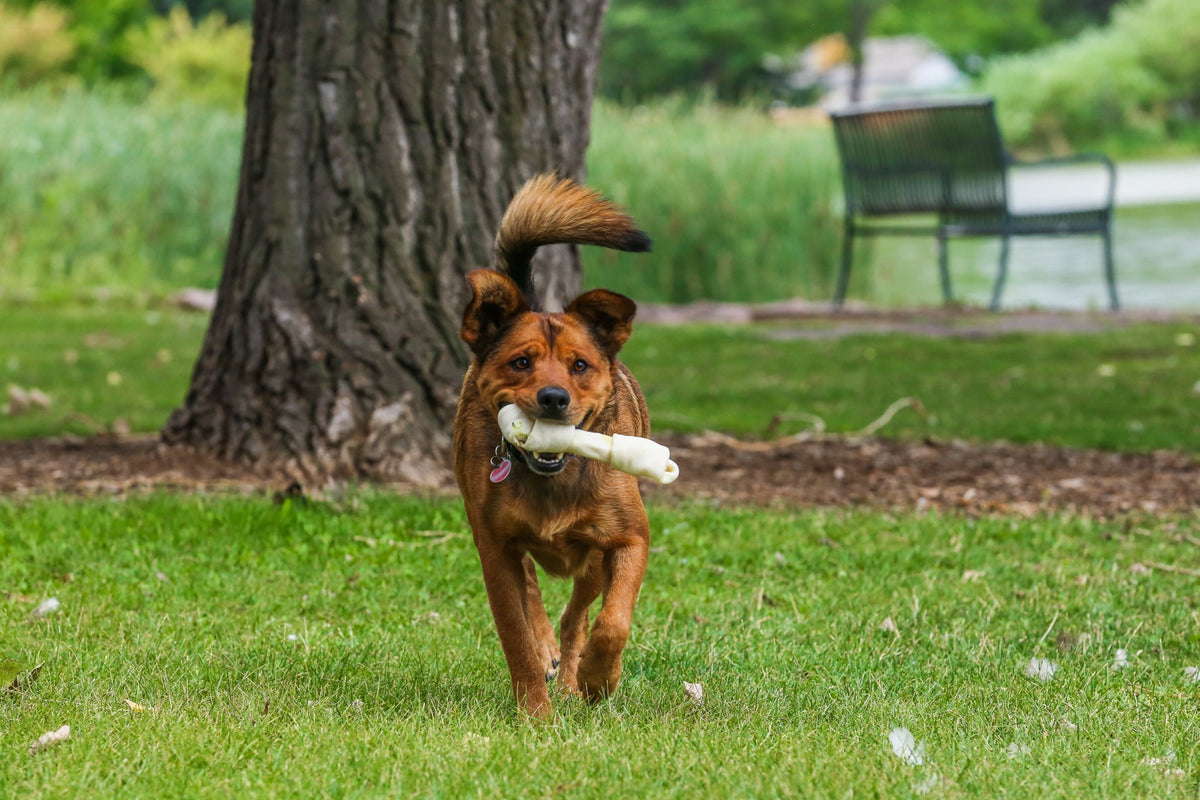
[2,494,1198,797]
[2,303,1197,453]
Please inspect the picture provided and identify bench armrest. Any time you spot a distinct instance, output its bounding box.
[1007,152,1116,208]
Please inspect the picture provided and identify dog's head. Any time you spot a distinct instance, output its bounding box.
[460,269,635,476]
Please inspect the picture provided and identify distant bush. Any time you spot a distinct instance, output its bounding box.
[126,6,250,110]
[0,3,76,88]
[60,0,149,82]
[983,0,1200,150]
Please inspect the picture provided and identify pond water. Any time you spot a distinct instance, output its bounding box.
[862,202,1200,311]
[858,159,1200,311]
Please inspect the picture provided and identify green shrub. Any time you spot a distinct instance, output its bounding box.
[982,0,1200,150]
[126,6,250,110]
[0,2,76,88]
[60,0,150,82]
[585,100,842,303]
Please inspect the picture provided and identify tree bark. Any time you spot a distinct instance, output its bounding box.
[163,0,609,486]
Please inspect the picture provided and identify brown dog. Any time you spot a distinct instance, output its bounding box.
[454,174,654,719]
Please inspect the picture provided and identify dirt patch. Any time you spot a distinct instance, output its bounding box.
[1,433,1195,519]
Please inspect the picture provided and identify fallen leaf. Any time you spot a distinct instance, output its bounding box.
[1130,563,1152,575]
[31,597,60,619]
[1006,742,1031,759]
[1142,750,1176,767]
[1185,666,1199,684]
[123,699,147,713]
[889,727,925,766]
[879,616,899,634]
[0,660,22,691]
[29,725,70,755]
[684,681,704,705]
[912,773,939,795]
[6,662,45,694]
[1112,649,1130,670]
[28,388,51,410]
[961,570,986,582]
[1024,657,1057,682]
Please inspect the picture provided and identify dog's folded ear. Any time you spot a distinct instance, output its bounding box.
[461,270,529,357]
[566,289,637,359]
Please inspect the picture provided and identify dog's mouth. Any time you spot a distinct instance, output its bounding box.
[510,445,571,477]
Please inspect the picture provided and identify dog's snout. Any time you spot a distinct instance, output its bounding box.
[537,386,571,416]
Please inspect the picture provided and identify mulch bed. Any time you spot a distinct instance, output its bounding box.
[1,433,1195,520]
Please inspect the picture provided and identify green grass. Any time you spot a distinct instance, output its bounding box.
[1,493,1198,797]
[0,90,242,298]
[624,321,1200,453]
[2,303,1198,453]
[0,304,205,438]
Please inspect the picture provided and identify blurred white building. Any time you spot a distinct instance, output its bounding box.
[776,35,968,110]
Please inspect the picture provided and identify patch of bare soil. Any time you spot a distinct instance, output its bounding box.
[0,433,1195,519]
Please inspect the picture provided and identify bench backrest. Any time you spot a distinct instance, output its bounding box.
[829,98,1008,218]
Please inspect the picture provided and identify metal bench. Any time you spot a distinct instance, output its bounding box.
[829,98,1118,310]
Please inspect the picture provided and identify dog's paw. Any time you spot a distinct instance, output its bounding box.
[576,654,622,702]
[545,657,560,683]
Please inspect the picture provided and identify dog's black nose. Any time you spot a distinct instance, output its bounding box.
[537,386,571,415]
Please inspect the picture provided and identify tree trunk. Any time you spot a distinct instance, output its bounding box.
[163,0,609,486]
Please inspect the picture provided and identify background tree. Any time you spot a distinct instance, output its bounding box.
[597,0,1123,102]
[163,0,609,485]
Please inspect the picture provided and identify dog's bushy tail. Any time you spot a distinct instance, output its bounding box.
[495,174,651,303]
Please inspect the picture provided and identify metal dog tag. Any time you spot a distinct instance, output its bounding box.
[489,457,512,483]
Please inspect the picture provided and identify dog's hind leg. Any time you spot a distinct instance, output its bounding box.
[521,555,561,681]
[576,535,649,702]
[555,552,605,695]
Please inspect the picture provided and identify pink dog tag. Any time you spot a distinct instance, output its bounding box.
[489,457,512,483]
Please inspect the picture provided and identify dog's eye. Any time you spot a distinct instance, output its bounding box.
[572,359,589,373]
[510,356,531,371]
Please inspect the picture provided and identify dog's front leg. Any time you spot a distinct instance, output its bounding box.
[476,541,554,719]
[576,535,649,702]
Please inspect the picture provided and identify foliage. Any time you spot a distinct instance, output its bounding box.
[125,5,251,109]
[151,0,251,23]
[1,493,1198,796]
[3,302,1198,457]
[0,91,242,295]
[585,100,842,303]
[0,3,76,88]
[599,0,846,102]
[55,0,150,82]
[982,0,1200,149]
[600,0,1123,102]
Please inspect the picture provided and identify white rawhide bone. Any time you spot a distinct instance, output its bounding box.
[498,405,679,485]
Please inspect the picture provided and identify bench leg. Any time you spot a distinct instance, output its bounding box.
[833,222,854,309]
[989,233,1011,311]
[1103,226,1119,311]
[937,232,953,304]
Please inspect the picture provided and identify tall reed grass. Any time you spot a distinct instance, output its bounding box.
[585,101,843,302]
[0,90,241,297]
[0,93,843,303]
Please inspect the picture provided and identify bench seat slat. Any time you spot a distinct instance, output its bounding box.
[829,98,1117,310]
